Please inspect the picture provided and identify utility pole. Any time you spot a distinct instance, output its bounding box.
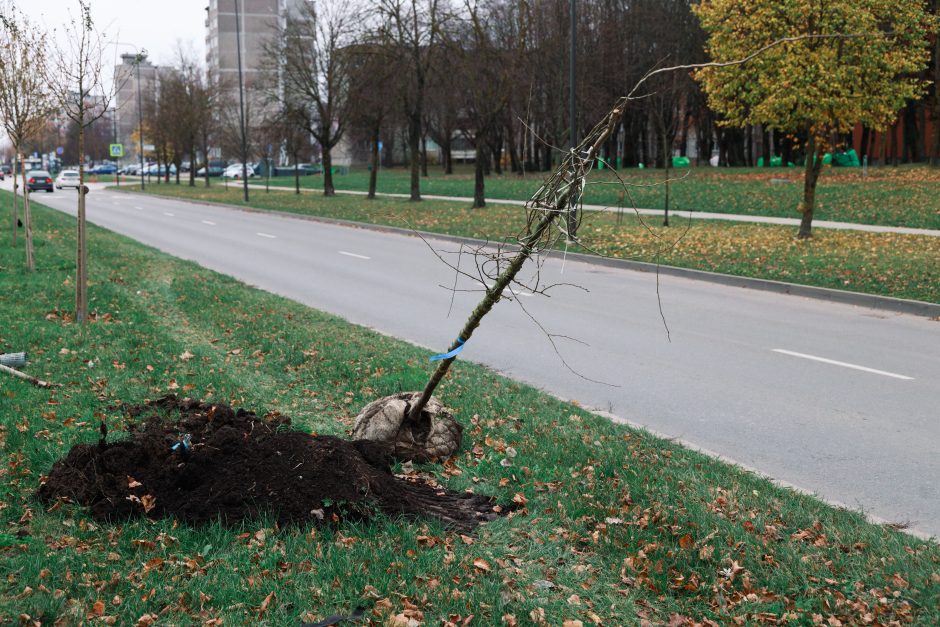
[234,0,249,202]
[567,0,578,241]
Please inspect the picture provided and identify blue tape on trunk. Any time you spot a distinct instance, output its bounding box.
[430,338,465,361]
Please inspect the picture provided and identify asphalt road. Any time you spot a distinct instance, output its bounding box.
[15,182,940,538]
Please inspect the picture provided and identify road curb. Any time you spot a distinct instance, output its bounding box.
[114,189,940,318]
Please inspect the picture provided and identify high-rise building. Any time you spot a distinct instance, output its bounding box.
[205,0,306,90]
[113,53,159,163]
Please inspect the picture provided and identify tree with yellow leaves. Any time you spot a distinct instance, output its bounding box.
[694,0,936,238]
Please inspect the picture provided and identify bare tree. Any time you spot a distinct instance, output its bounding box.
[48,0,118,323]
[272,0,361,197]
[378,0,450,201]
[0,1,55,269]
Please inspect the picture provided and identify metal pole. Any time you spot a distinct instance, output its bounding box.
[567,0,578,241]
[137,59,145,190]
[234,0,249,202]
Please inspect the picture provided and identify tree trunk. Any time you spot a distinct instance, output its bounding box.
[21,164,34,271]
[491,137,503,175]
[798,135,824,239]
[663,134,671,227]
[409,113,421,201]
[76,127,88,323]
[189,145,196,187]
[472,141,486,208]
[203,140,211,187]
[11,153,18,247]
[294,154,300,195]
[322,146,335,196]
[930,119,940,167]
[368,125,379,199]
[421,134,428,177]
[507,127,521,174]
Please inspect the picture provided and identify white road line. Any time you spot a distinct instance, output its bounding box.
[201,220,216,226]
[256,232,277,239]
[772,349,914,381]
[163,212,175,217]
[338,251,370,260]
[134,206,144,211]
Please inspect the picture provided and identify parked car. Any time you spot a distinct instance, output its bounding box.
[0,164,11,175]
[297,163,323,175]
[91,163,118,175]
[55,170,81,189]
[223,163,255,179]
[26,170,54,192]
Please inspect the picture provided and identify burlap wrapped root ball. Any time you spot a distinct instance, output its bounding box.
[352,392,462,462]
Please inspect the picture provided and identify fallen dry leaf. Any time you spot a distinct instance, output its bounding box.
[473,558,491,572]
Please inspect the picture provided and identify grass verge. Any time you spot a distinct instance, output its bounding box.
[2,192,938,625]
[255,164,940,230]
[124,184,940,304]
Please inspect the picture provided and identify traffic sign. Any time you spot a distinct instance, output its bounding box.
[109,144,124,158]
[56,146,64,156]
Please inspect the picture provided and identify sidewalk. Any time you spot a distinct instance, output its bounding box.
[248,183,940,238]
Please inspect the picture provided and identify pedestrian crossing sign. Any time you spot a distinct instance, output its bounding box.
[109,144,124,158]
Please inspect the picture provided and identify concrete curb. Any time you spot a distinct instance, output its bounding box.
[114,189,940,318]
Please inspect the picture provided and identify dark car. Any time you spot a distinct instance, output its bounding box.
[26,170,54,193]
[91,164,118,174]
[196,160,226,177]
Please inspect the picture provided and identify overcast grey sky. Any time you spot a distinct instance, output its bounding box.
[36,0,208,68]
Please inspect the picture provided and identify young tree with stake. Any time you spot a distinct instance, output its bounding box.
[0,1,55,270]
[49,0,118,322]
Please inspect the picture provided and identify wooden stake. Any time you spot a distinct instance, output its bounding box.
[0,363,59,388]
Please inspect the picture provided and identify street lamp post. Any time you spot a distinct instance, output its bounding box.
[234,0,249,202]
[136,56,145,191]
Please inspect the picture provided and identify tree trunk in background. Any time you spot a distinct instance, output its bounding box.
[473,141,486,208]
[368,125,379,199]
[76,128,88,323]
[663,134,671,227]
[189,145,196,187]
[11,154,18,247]
[408,112,421,201]
[491,137,502,175]
[860,127,871,162]
[421,134,428,177]
[322,146,335,196]
[294,156,300,194]
[798,135,824,239]
[20,160,34,271]
[761,126,771,166]
[507,124,521,173]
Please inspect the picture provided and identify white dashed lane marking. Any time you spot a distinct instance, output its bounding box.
[772,349,914,381]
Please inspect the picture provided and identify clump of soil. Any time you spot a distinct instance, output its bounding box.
[37,396,504,531]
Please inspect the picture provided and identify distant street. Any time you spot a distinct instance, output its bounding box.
[15,181,940,538]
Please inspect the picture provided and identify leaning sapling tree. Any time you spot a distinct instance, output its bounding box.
[694,0,935,238]
[0,1,56,269]
[48,0,118,322]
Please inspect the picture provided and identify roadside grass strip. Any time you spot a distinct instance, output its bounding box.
[1,193,938,625]
[253,164,940,230]
[126,184,940,305]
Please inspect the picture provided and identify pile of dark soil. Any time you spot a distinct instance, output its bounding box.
[37,396,504,531]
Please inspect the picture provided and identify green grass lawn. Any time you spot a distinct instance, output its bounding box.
[258,163,940,230]
[2,193,939,625]
[124,184,940,305]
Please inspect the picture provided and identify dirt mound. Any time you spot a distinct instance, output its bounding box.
[37,396,504,531]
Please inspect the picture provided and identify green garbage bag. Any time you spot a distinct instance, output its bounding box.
[671,156,690,168]
[833,149,861,167]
